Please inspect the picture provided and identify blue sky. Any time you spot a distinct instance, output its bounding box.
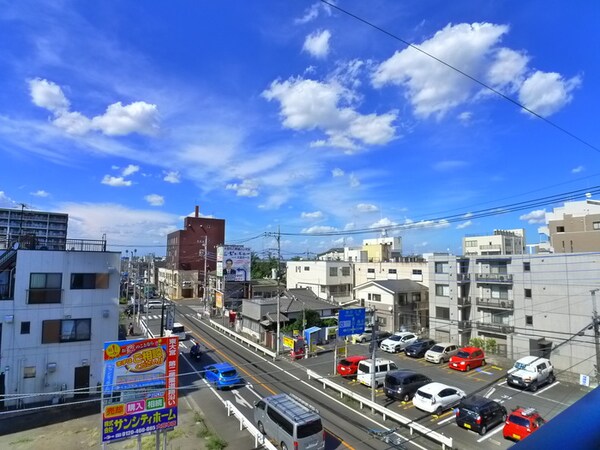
[1,0,598,258]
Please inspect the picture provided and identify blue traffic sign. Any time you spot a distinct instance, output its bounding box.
[338,308,366,337]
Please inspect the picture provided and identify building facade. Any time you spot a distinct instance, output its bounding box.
[353,258,429,288]
[462,229,526,256]
[0,207,68,250]
[428,252,600,380]
[0,242,120,407]
[286,261,353,304]
[541,199,600,253]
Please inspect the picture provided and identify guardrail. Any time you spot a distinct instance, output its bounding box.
[208,319,278,360]
[306,369,453,450]
[225,400,278,450]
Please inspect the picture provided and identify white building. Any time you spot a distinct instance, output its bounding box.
[462,229,526,256]
[0,207,68,250]
[286,261,353,304]
[353,258,429,287]
[427,252,600,381]
[0,241,120,407]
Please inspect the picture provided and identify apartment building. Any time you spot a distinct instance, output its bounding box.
[428,252,600,379]
[541,199,600,253]
[0,240,120,407]
[462,229,526,256]
[0,207,68,250]
[286,260,353,304]
[353,258,429,287]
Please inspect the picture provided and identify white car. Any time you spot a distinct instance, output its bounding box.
[146,300,164,310]
[412,382,466,415]
[380,332,418,353]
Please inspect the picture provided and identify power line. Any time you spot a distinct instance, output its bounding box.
[319,0,600,154]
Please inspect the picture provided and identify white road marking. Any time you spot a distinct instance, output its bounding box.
[497,380,507,386]
[232,389,252,408]
[534,381,560,396]
[436,414,456,425]
[476,425,504,443]
[484,387,496,398]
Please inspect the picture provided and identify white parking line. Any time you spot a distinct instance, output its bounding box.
[484,387,496,398]
[436,414,456,425]
[497,380,507,386]
[476,425,503,442]
[534,381,560,396]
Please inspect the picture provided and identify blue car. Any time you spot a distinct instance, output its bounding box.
[203,363,242,390]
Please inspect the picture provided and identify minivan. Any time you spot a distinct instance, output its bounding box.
[254,393,325,450]
[456,395,507,435]
[384,370,432,402]
[425,342,458,364]
[356,359,398,388]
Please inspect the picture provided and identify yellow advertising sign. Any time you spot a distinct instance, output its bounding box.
[215,292,223,309]
[283,336,294,349]
[337,346,347,358]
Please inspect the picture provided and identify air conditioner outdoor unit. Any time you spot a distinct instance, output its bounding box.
[501,326,509,333]
[500,301,507,308]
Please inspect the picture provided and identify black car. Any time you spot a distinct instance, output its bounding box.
[455,395,507,436]
[384,370,432,402]
[404,339,436,358]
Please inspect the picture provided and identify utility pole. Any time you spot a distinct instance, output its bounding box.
[591,289,600,385]
[276,226,281,358]
[371,308,378,403]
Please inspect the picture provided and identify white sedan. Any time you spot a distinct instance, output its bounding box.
[412,382,466,415]
[380,332,418,353]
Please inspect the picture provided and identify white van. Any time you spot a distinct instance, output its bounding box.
[164,322,187,340]
[254,393,325,450]
[356,359,398,388]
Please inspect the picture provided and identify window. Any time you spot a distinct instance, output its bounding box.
[368,293,381,302]
[465,240,477,247]
[523,262,531,272]
[435,307,450,320]
[295,266,301,273]
[329,267,338,277]
[435,262,449,274]
[388,268,397,274]
[411,292,421,302]
[412,269,422,275]
[303,266,310,271]
[341,267,350,276]
[525,315,533,326]
[593,222,600,230]
[367,268,375,274]
[320,286,326,293]
[435,284,450,297]
[23,367,36,378]
[491,285,509,299]
[42,318,91,343]
[28,273,62,304]
[20,321,30,334]
[524,288,532,298]
[556,226,565,232]
[71,273,109,289]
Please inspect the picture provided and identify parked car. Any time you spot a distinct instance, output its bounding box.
[356,358,398,388]
[507,356,555,391]
[424,342,459,364]
[336,355,368,377]
[352,328,391,344]
[384,370,432,402]
[413,382,466,415]
[503,407,546,441]
[404,339,436,358]
[449,347,486,372]
[455,395,507,435]
[380,332,418,353]
[203,363,242,390]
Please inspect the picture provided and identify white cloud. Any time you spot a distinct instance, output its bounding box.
[0,191,16,207]
[301,225,338,234]
[487,48,529,93]
[456,220,472,229]
[30,190,49,197]
[372,23,509,118]
[370,217,397,228]
[164,170,181,183]
[263,77,397,149]
[144,194,164,206]
[457,111,472,124]
[519,209,546,224]
[101,175,132,187]
[463,212,473,218]
[303,29,331,59]
[226,179,259,197]
[571,166,584,174]
[343,222,355,231]
[29,78,159,136]
[332,236,353,246]
[295,2,332,24]
[28,78,70,112]
[301,211,324,219]
[356,203,378,213]
[122,164,140,176]
[433,160,468,171]
[332,168,345,177]
[349,173,360,187]
[518,71,581,117]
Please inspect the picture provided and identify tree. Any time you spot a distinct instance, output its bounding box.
[251,252,278,279]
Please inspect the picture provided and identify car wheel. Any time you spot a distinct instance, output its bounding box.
[548,373,556,384]
[482,359,486,366]
[435,406,443,416]
[257,421,265,434]
[403,393,411,402]
[281,443,288,450]
[502,413,507,423]
[479,425,488,436]
[466,365,470,372]
[360,338,366,343]
[530,382,538,392]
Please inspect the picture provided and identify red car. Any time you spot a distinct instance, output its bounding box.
[449,346,485,372]
[336,355,368,377]
[503,407,545,441]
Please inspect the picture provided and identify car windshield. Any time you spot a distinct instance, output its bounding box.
[456,351,470,358]
[388,335,402,341]
[358,363,370,374]
[221,370,237,378]
[458,407,479,419]
[514,362,535,372]
[297,419,323,438]
[508,415,530,427]
[339,360,352,367]
[172,326,184,333]
[416,390,432,399]
[430,345,444,353]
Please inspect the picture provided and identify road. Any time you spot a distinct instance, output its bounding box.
[141,300,591,450]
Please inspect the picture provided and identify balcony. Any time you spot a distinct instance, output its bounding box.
[457,297,472,307]
[475,273,513,284]
[456,273,471,282]
[475,297,514,310]
[475,322,514,334]
[457,320,472,330]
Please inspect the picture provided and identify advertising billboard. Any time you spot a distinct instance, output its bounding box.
[217,245,251,282]
[101,337,179,443]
